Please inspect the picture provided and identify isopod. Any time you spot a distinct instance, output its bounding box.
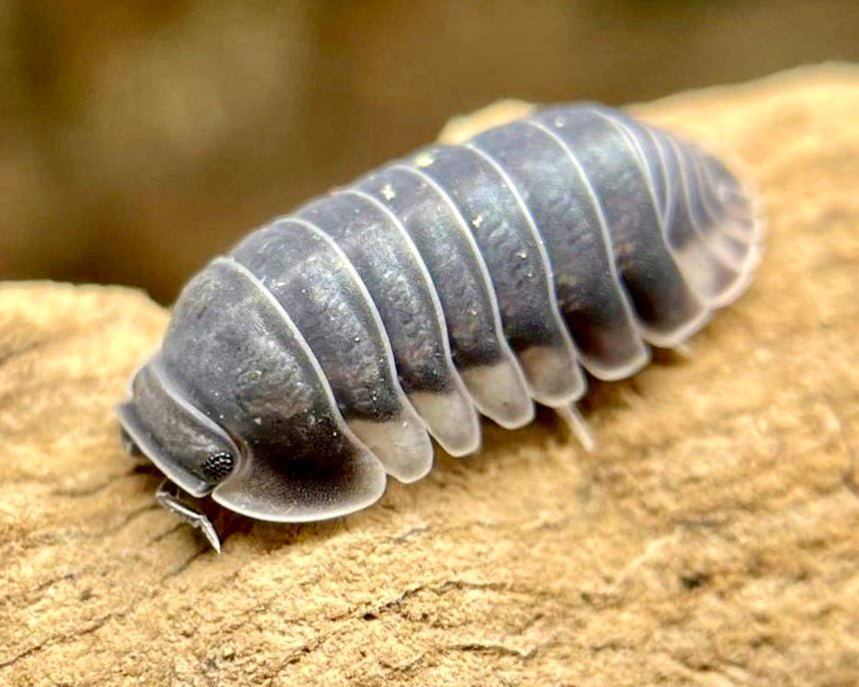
[117,103,764,551]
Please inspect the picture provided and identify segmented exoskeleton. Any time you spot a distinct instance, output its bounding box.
[118,103,764,551]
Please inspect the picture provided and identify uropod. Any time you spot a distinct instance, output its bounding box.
[118,103,764,551]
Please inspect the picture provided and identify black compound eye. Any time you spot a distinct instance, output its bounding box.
[201,452,235,482]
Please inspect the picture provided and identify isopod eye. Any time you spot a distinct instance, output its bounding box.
[200,452,235,483]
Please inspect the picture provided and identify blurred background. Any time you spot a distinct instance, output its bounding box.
[2,0,858,303]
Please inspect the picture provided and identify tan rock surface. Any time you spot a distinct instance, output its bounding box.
[1,65,858,686]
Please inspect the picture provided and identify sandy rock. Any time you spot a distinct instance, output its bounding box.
[1,65,858,686]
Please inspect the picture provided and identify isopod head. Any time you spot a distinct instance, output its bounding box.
[117,361,240,498]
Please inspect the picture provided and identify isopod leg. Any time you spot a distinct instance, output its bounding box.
[155,479,222,554]
[670,341,694,358]
[554,403,596,453]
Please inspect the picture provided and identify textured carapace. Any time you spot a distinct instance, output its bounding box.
[117,103,764,550]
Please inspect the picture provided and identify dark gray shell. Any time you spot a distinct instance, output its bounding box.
[118,103,764,526]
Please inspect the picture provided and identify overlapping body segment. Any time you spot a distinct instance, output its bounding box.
[468,118,649,379]
[134,258,388,523]
[354,166,535,429]
[118,102,764,545]
[230,219,434,483]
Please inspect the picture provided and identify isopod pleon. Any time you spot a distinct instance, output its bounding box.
[117,103,764,551]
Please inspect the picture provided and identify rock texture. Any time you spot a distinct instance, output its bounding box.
[1,65,858,686]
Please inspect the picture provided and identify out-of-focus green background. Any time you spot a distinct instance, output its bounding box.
[2,0,857,303]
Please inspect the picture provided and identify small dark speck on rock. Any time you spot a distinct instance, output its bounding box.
[679,572,711,590]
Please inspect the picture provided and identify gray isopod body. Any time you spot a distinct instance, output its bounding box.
[117,103,764,551]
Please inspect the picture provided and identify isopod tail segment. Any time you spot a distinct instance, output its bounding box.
[116,102,764,553]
